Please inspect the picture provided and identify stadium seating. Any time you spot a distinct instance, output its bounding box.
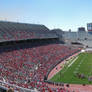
[0,21,58,42]
[0,21,81,92]
[0,43,79,91]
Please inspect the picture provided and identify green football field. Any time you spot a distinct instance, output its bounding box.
[50,52,92,84]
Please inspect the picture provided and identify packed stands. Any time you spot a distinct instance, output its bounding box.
[0,21,58,42]
[0,42,80,92]
[0,21,80,92]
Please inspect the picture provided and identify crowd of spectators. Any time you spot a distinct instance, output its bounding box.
[0,43,80,92]
[0,21,57,42]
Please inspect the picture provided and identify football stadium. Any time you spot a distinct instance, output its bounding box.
[1,0,92,92]
[0,21,79,92]
[0,21,92,92]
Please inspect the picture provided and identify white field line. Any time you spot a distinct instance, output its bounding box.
[61,56,79,74]
[74,54,87,73]
[68,56,78,68]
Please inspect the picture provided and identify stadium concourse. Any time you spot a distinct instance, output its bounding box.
[0,21,81,92]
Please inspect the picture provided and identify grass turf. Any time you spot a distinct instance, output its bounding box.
[50,52,92,84]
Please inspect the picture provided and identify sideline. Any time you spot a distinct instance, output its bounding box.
[47,52,80,80]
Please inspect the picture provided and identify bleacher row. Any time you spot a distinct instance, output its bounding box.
[0,21,58,42]
[0,43,80,92]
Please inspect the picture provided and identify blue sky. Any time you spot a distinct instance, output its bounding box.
[0,0,92,31]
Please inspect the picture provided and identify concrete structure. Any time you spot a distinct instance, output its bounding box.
[78,27,86,32]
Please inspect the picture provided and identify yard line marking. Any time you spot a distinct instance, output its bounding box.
[61,56,79,74]
[74,53,87,73]
[68,56,78,68]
